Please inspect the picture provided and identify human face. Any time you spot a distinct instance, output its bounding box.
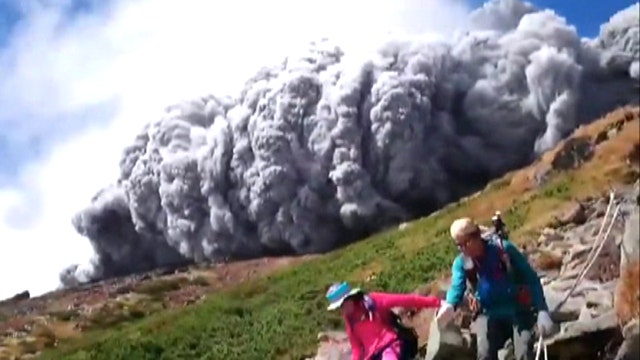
[455,231,484,258]
[340,296,358,317]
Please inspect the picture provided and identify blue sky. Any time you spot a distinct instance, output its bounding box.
[0,4,18,48]
[0,0,636,299]
[0,0,115,186]
[466,0,639,38]
[533,0,638,37]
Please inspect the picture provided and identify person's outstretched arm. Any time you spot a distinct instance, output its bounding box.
[444,255,467,309]
[369,291,441,311]
[504,240,548,312]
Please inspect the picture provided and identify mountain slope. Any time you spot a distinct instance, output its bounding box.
[24,106,638,359]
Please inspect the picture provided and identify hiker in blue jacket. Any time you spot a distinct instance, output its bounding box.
[435,217,554,360]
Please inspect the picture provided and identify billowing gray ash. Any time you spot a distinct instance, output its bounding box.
[60,0,640,286]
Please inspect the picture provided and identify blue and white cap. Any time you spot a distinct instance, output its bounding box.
[326,281,362,311]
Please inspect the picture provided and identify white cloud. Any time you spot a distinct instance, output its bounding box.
[0,0,471,300]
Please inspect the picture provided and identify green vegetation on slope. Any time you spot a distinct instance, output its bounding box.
[40,108,640,360]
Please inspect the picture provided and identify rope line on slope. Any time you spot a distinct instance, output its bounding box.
[552,190,620,313]
[535,190,620,358]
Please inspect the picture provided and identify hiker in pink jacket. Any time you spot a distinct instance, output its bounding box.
[326,281,442,360]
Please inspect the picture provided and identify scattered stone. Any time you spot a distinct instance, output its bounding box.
[585,288,614,310]
[544,288,584,322]
[312,331,351,360]
[533,165,552,188]
[559,203,588,226]
[621,207,639,268]
[424,320,473,360]
[546,310,620,360]
[538,228,565,243]
[578,306,592,322]
[534,250,564,271]
[551,137,594,171]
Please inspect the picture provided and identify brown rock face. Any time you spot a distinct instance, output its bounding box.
[615,261,640,328]
[551,137,594,171]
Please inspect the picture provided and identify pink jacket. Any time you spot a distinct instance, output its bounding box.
[343,292,441,360]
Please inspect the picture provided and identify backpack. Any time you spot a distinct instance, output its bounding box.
[362,295,419,359]
[388,310,419,359]
[463,232,510,289]
[463,232,533,313]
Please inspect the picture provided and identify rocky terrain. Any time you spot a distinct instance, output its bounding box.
[311,108,640,360]
[311,186,640,360]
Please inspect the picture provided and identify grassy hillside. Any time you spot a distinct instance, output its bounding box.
[39,107,640,360]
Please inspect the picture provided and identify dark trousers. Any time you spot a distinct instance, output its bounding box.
[474,313,535,360]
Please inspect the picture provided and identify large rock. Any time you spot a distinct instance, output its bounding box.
[558,203,588,226]
[545,310,620,360]
[424,320,474,360]
[614,260,640,327]
[621,206,639,268]
[550,137,595,171]
[311,331,351,360]
[544,287,586,322]
[615,320,640,360]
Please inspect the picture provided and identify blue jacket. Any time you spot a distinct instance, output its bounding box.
[445,238,548,319]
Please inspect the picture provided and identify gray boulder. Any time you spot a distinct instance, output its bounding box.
[615,320,640,360]
[621,206,639,268]
[545,310,620,359]
[424,320,474,360]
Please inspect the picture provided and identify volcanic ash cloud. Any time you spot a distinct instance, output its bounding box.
[61,0,640,286]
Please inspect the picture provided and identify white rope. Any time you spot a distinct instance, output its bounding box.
[535,334,548,360]
[535,191,621,359]
[552,191,617,312]
[554,202,620,312]
[575,203,621,286]
[570,191,614,277]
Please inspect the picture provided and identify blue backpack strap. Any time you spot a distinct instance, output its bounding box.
[464,234,512,291]
[484,233,512,273]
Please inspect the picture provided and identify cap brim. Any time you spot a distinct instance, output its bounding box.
[326,288,362,311]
